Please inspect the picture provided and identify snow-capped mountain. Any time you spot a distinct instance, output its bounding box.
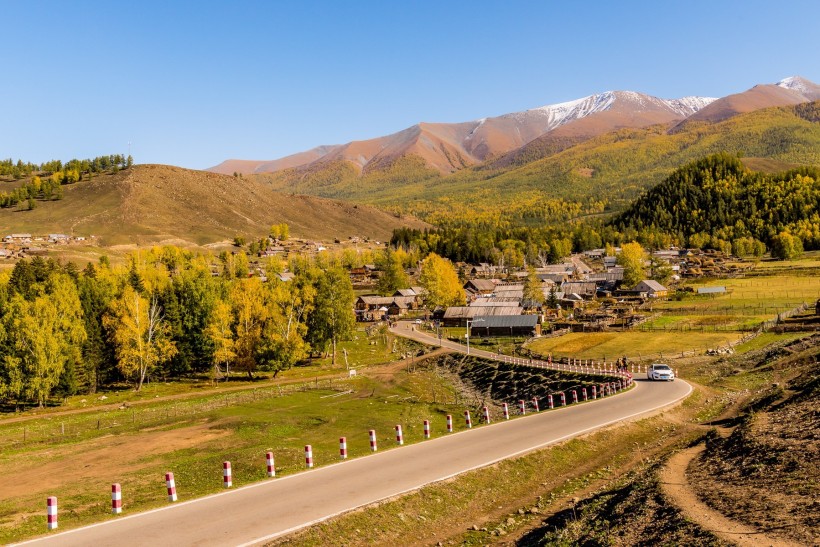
[209,77,814,176]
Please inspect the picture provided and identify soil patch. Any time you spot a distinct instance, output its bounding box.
[0,421,230,500]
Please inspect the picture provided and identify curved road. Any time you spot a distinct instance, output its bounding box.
[17,324,691,547]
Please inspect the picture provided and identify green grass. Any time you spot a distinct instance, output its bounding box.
[0,369,471,543]
[648,274,819,331]
[527,331,743,362]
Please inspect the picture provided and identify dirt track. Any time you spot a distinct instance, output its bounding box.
[660,444,802,547]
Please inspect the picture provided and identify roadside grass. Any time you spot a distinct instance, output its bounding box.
[0,364,523,544]
[527,331,743,362]
[0,325,406,419]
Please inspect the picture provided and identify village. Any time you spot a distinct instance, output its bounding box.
[0,231,764,342]
[349,246,747,339]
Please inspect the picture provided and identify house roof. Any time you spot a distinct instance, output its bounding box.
[561,281,597,295]
[464,279,496,292]
[357,296,396,306]
[697,286,726,294]
[470,298,520,306]
[470,315,539,329]
[443,306,523,319]
[636,280,668,292]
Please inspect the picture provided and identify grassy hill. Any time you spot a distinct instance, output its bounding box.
[0,164,429,247]
[257,101,820,226]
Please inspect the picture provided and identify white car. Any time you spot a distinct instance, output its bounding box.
[647,363,675,381]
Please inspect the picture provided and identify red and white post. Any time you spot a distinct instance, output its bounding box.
[560,392,566,406]
[266,451,275,477]
[532,397,540,412]
[423,419,431,439]
[572,390,578,404]
[582,387,588,401]
[369,429,378,452]
[503,402,510,420]
[223,461,232,488]
[464,410,472,429]
[305,445,314,468]
[446,414,453,433]
[548,394,554,409]
[592,385,597,399]
[395,425,404,445]
[47,496,58,530]
[519,400,526,415]
[165,472,177,502]
[339,437,348,459]
[111,483,122,514]
[483,406,491,424]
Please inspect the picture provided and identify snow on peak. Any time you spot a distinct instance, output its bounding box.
[664,96,718,116]
[522,91,617,131]
[777,76,812,93]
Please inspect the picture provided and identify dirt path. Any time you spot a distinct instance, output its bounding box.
[660,444,803,547]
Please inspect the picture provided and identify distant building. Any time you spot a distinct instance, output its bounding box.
[3,233,32,243]
[464,279,496,296]
[468,315,541,337]
[634,280,669,298]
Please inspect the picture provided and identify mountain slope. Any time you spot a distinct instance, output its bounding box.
[257,101,820,227]
[210,90,717,176]
[676,76,820,128]
[0,165,429,246]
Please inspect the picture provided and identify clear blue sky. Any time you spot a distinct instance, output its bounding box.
[3,0,819,169]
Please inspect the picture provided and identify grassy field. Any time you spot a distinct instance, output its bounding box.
[0,364,473,544]
[528,257,819,362]
[643,273,819,331]
[526,331,743,362]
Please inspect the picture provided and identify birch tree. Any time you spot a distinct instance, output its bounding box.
[105,286,176,390]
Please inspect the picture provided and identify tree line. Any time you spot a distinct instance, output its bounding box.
[612,153,820,258]
[0,247,356,407]
[0,154,134,210]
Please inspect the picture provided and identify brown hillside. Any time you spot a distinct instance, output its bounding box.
[209,90,716,176]
[0,165,429,247]
[676,84,808,128]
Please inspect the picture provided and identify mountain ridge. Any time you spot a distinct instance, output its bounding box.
[208,88,723,176]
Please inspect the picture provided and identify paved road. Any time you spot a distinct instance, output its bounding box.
[17,325,691,547]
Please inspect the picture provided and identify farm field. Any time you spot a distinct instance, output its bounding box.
[526,331,743,362]
[643,273,820,331]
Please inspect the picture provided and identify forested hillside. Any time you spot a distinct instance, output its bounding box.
[612,153,820,256]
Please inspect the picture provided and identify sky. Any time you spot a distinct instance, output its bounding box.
[3,0,819,170]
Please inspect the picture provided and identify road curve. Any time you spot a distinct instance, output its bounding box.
[17,328,691,546]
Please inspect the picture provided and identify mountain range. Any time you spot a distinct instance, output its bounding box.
[209,76,820,176]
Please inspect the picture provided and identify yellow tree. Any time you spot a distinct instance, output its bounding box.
[229,278,268,378]
[419,253,465,310]
[3,274,86,406]
[618,242,647,288]
[105,286,177,390]
[256,279,312,376]
[204,300,235,383]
